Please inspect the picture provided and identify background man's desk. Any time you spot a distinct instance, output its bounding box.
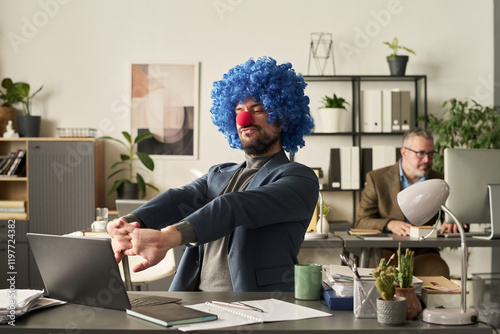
[301,232,343,248]
[12,291,490,333]
[337,231,500,267]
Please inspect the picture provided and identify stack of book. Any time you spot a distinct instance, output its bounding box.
[0,200,27,220]
[418,276,462,308]
[0,149,26,177]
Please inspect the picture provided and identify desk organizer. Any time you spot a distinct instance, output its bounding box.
[473,272,500,326]
[353,277,380,318]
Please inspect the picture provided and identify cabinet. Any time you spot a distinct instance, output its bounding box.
[296,75,427,225]
[0,138,104,289]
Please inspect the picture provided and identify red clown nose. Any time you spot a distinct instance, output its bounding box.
[236,111,253,127]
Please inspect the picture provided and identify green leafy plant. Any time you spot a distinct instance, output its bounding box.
[101,131,160,198]
[320,93,349,110]
[373,258,396,301]
[0,78,43,115]
[419,98,500,173]
[383,37,416,59]
[395,242,414,288]
[322,201,332,216]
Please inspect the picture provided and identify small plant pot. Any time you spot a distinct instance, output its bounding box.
[17,115,41,137]
[317,108,344,133]
[377,296,406,326]
[395,286,421,320]
[117,183,140,199]
[387,55,409,76]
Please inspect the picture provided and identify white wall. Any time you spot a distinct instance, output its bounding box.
[0,0,494,276]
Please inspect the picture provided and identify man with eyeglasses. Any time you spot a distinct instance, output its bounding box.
[355,127,454,277]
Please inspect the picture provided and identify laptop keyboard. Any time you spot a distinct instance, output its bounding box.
[129,295,180,308]
[130,298,168,307]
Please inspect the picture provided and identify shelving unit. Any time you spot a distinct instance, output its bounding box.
[296,75,427,225]
[0,137,105,289]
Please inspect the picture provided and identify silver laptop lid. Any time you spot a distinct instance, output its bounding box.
[27,233,131,311]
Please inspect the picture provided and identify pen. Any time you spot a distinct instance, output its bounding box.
[387,253,396,266]
[211,301,266,313]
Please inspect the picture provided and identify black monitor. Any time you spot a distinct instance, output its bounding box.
[444,148,500,239]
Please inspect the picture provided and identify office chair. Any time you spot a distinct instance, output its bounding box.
[118,249,176,291]
[115,199,176,290]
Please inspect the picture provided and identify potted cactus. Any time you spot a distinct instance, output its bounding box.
[394,242,421,320]
[373,258,406,325]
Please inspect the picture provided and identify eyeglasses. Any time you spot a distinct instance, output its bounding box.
[405,147,436,159]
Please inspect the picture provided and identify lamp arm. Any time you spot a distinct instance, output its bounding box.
[440,204,467,314]
[417,210,442,242]
[418,226,438,242]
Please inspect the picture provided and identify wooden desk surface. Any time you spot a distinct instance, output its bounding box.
[11,291,491,333]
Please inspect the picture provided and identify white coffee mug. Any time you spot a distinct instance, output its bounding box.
[91,220,107,232]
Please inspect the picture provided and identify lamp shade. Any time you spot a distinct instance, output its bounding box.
[397,179,450,226]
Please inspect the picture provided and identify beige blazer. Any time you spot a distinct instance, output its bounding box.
[355,162,443,231]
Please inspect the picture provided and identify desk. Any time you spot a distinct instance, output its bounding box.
[11,291,490,333]
[338,231,500,267]
[301,232,343,248]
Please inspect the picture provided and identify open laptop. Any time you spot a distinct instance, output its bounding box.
[27,233,180,311]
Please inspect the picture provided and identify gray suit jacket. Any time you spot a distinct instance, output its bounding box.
[133,150,319,291]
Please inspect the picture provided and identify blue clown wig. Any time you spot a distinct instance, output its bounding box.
[210,57,314,155]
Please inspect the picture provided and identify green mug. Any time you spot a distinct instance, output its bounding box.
[294,263,323,300]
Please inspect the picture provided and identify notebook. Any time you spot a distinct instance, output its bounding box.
[126,303,217,327]
[176,298,332,332]
[27,233,217,326]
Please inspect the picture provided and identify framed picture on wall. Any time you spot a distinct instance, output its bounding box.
[131,62,200,159]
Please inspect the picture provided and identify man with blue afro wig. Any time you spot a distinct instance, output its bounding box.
[211,56,314,155]
[108,57,319,293]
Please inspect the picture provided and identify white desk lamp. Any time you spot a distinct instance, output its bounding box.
[397,179,478,325]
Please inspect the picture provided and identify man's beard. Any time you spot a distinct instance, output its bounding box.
[240,127,281,156]
[414,163,431,178]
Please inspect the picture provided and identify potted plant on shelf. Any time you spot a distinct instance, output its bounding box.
[317,201,332,234]
[372,257,406,325]
[383,37,416,76]
[419,98,500,173]
[394,242,421,320]
[315,93,350,133]
[101,130,160,199]
[0,78,43,137]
